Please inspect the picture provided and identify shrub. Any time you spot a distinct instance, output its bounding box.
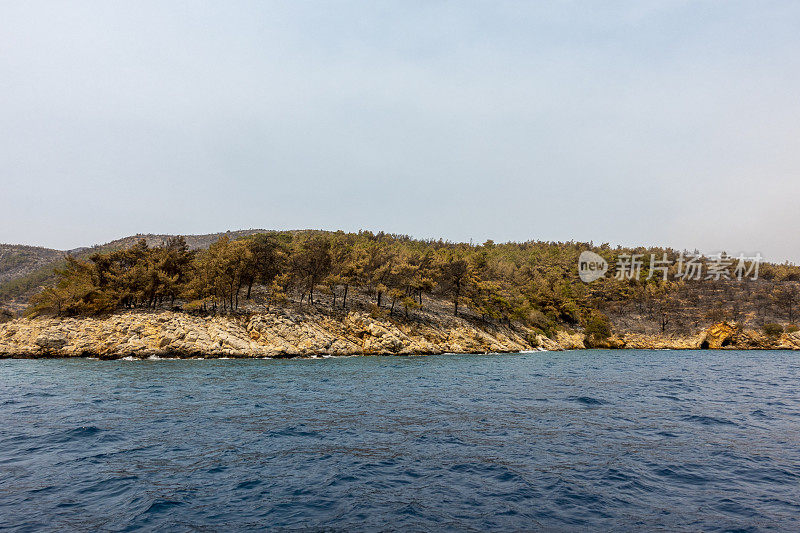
[704,308,728,323]
[369,303,388,320]
[584,312,612,341]
[526,333,541,348]
[786,324,799,333]
[762,323,784,337]
[526,309,550,329]
[183,299,207,313]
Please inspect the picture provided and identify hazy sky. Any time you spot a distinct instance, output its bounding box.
[2,1,799,261]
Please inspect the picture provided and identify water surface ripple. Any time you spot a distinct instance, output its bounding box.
[2,350,800,531]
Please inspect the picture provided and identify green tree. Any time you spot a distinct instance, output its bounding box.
[290,235,332,304]
[583,311,612,343]
[437,252,469,316]
[242,233,287,299]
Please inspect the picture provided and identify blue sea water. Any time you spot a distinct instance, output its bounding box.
[1,350,800,532]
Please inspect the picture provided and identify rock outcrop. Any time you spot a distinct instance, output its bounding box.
[700,322,737,349]
[619,322,800,351]
[2,314,798,359]
[0,309,535,359]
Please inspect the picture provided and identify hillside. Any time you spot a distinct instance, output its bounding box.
[3,229,800,350]
[0,244,68,312]
[0,244,64,285]
[0,230,273,312]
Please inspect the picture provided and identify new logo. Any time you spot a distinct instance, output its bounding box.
[578,251,608,283]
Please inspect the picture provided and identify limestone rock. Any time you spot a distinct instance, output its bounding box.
[0,308,650,358]
[555,330,586,350]
[701,322,738,349]
[35,332,68,351]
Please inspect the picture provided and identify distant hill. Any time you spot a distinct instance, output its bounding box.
[0,229,274,312]
[0,244,64,285]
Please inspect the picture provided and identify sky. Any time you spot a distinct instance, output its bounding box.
[1,1,799,262]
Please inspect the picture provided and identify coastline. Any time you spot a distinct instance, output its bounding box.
[2,310,800,359]
[0,309,532,359]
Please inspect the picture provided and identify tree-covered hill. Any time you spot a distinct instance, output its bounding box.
[0,230,275,311]
[0,244,63,285]
[7,229,800,340]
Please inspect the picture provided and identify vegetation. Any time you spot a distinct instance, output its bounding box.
[25,231,600,324]
[18,230,800,339]
[583,312,613,343]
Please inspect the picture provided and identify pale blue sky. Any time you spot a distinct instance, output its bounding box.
[1,1,799,261]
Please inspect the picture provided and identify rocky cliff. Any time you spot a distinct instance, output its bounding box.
[0,309,541,359]
[596,321,800,351]
[1,312,798,359]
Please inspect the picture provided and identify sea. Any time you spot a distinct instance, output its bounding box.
[2,350,799,531]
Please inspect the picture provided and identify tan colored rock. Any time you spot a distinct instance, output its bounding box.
[732,328,770,349]
[701,322,738,349]
[620,333,699,350]
[35,332,68,351]
[0,308,604,358]
[556,330,586,350]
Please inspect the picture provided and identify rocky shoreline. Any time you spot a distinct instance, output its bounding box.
[0,309,536,359]
[1,311,799,359]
